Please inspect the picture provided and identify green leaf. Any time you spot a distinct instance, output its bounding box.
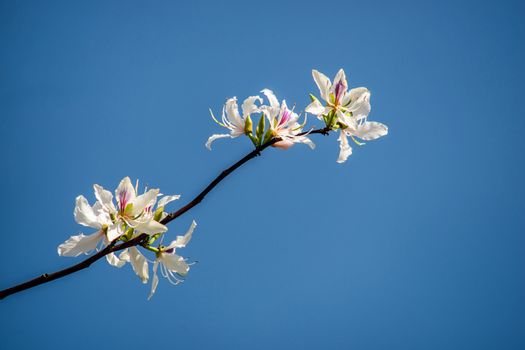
[309,93,318,103]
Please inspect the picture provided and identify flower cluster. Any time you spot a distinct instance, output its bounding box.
[207,68,388,163]
[206,89,314,150]
[58,177,196,299]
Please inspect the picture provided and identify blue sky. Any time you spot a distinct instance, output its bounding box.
[1,0,524,349]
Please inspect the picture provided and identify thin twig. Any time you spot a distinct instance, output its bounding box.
[0,127,331,300]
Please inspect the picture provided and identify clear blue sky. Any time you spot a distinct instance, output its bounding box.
[1,0,524,349]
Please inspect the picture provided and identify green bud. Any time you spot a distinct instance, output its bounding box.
[248,133,258,147]
[256,115,266,145]
[153,207,164,222]
[244,115,253,135]
[262,128,274,144]
[326,110,337,129]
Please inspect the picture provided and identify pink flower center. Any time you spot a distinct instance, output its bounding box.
[118,191,129,213]
[334,80,346,104]
[279,108,292,126]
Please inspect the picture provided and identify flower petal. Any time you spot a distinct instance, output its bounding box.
[131,188,159,216]
[160,253,190,275]
[299,136,316,150]
[129,247,149,284]
[106,223,122,242]
[273,140,294,149]
[157,194,181,209]
[205,133,233,150]
[261,89,280,113]
[115,177,136,212]
[148,261,159,300]
[337,130,353,163]
[106,251,127,268]
[225,97,243,126]
[305,99,326,116]
[241,95,262,116]
[74,195,102,229]
[57,231,103,257]
[166,220,197,250]
[346,87,371,120]
[355,121,388,141]
[93,184,116,214]
[134,219,168,235]
[312,69,331,101]
[333,69,347,88]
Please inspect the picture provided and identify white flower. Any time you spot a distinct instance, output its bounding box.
[105,191,182,277]
[58,177,173,257]
[205,95,262,150]
[260,89,315,150]
[305,69,388,163]
[107,247,150,283]
[57,196,112,257]
[148,220,197,300]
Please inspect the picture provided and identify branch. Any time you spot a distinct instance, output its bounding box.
[0,127,331,300]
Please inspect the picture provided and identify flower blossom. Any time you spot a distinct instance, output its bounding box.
[148,220,197,299]
[58,177,174,257]
[104,190,182,273]
[305,69,388,163]
[206,95,262,150]
[260,89,314,150]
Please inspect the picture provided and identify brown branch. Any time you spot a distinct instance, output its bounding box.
[0,127,331,300]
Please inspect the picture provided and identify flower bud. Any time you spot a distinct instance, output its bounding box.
[244,115,253,135]
[256,115,266,144]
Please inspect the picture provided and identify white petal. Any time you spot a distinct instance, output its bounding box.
[261,105,277,123]
[305,99,326,116]
[93,184,116,214]
[74,196,102,229]
[167,220,196,250]
[129,247,149,283]
[57,231,103,257]
[355,121,388,141]
[337,130,353,163]
[261,89,280,112]
[312,69,331,101]
[106,251,127,268]
[224,97,243,126]
[346,87,371,120]
[131,188,159,216]
[205,133,233,150]
[241,95,263,116]
[333,69,347,88]
[336,109,349,124]
[106,223,122,242]
[272,139,294,149]
[134,220,168,235]
[148,261,159,300]
[157,194,181,209]
[91,202,111,226]
[300,137,316,150]
[160,253,190,275]
[115,177,136,212]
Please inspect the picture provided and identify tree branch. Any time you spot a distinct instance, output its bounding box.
[0,127,331,300]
